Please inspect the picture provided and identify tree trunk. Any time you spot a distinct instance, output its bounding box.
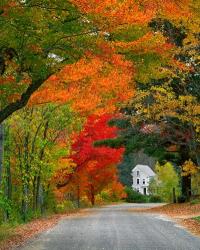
[182,175,191,201]
[180,145,191,201]
[3,124,12,221]
[5,128,12,220]
[90,185,95,206]
[43,184,50,212]
[32,176,36,211]
[0,123,4,186]
[0,76,51,123]
[36,176,45,214]
[21,183,28,222]
[40,185,44,214]
[22,131,30,221]
[36,175,41,210]
[5,161,12,221]
[77,184,80,208]
[172,187,176,203]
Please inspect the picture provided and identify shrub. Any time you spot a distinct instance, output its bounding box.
[194,216,200,221]
[124,187,148,203]
[79,197,92,208]
[56,200,76,213]
[95,194,106,205]
[148,195,163,203]
[190,199,200,205]
[100,191,110,201]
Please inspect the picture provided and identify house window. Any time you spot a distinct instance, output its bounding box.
[143,179,145,184]
[137,178,140,184]
[137,188,140,192]
[137,171,140,176]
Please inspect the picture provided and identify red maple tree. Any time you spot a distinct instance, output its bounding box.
[56,114,124,205]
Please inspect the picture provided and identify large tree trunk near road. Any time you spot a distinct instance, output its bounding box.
[180,145,192,201]
[90,185,95,206]
[4,125,12,221]
[181,175,192,201]
[0,123,4,186]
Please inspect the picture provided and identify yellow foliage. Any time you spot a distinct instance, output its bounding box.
[57,158,77,174]
[182,159,198,176]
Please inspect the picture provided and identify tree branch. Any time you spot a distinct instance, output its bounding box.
[0,75,51,123]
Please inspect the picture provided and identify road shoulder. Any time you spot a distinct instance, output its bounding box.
[128,203,200,237]
[0,210,89,250]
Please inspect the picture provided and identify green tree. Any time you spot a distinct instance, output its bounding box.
[149,162,180,203]
[0,103,82,222]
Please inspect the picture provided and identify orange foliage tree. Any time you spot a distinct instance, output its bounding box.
[71,0,191,29]
[29,0,194,115]
[29,51,134,115]
[0,0,194,123]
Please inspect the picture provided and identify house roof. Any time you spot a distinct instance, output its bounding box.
[132,164,155,176]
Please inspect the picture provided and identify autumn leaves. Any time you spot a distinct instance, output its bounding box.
[0,0,199,219]
[55,115,125,205]
[29,53,134,115]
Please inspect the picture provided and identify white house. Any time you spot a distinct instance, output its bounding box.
[131,164,156,195]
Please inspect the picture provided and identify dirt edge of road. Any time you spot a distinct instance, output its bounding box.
[0,209,91,250]
[128,203,200,237]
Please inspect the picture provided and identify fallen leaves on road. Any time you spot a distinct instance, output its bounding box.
[129,203,200,237]
[129,203,200,218]
[0,210,89,250]
[180,218,200,237]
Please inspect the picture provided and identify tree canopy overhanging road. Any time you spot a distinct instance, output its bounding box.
[20,204,200,250]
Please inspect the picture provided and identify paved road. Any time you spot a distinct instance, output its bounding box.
[20,203,200,250]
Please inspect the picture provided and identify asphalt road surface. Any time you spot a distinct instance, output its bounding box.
[20,203,200,250]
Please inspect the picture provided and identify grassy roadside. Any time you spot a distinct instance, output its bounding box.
[0,224,16,244]
[0,209,88,250]
[194,216,200,221]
